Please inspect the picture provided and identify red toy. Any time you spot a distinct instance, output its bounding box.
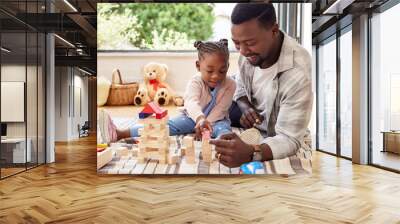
[138,102,168,119]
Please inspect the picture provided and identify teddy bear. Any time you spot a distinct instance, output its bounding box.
[134,62,184,107]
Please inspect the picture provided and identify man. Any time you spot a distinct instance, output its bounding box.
[210,3,313,168]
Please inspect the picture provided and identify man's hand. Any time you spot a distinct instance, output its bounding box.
[209,132,254,168]
[195,117,212,140]
[236,96,264,129]
[240,107,264,129]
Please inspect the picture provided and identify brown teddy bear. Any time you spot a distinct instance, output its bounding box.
[134,62,184,106]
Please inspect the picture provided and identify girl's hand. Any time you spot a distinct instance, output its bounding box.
[195,118,213,140]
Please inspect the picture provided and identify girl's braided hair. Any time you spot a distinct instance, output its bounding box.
[194,39,229,61]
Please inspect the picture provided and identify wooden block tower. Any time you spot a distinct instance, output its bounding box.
[137,102,170,164]
[201,130,212,163]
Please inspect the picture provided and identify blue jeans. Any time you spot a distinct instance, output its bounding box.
[229,101,243,128]
[130,113,231,138]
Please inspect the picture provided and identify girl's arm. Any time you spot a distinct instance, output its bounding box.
[184,78,205,123]
[207,78,236,123]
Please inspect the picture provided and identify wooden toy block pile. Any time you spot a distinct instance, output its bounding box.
[201,130,212,163]
[137,102,176,164]
[137,115,170,164]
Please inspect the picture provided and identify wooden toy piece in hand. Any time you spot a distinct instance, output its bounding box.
[239,128,262,145]
[202,130,211,141]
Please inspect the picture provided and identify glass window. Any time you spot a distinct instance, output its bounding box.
[97,3,225,51]
[1,23,28,178]
[339,28,352,158]
[317,36,337,154]
[0,1,46,179]
[370,3,400,171]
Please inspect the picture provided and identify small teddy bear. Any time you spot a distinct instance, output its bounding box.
[134,62,184,107]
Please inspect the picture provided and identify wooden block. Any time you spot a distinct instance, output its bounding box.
[202,151,212,163]
[202,130,211,140]
[155,110,168,119]
[186,155,195,164]
[138,140,169,149]
[168,154,180,164]
[202,139,211,158]
[139,129,169,138]
[115,147,129,157]
[138,135,169,143]
[186,146,195,156]
[183,136,194,148]
[97,148,113,169]
[137,156,146,164]
[139,112,152,119]
[131,148,138,157]
[138,116,168,125]
[181,146,186,156]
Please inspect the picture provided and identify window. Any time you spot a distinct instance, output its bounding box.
[0,1,46,179]
[339,27,352,158]
[370,2,400,171]
[317,36,337,154]
[97,3,237,51]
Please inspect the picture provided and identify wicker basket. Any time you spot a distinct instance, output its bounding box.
[106,69,139,106]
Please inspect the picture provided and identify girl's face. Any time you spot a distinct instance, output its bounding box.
[196,52,229,88]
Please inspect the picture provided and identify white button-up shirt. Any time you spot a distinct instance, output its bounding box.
[233,32,313,159]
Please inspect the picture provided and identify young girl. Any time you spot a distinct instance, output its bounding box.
[99,39,236,143]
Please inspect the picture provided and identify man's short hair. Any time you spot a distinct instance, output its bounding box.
[231,3,277,28]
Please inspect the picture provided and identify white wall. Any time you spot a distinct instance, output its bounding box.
[0,65,39,137]
[55,67,89,141]
[97,52,241,96]
[1,64,45,163]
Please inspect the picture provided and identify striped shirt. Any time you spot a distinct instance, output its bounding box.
[233,32,313,160]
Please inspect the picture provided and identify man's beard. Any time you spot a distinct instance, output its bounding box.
[246,54,266,67]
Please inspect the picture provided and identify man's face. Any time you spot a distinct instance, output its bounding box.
[231,18,279,66]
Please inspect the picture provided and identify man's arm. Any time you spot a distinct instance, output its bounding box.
[236,96,252,112]
[261,74,313,160]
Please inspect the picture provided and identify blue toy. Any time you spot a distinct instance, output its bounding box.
[239,161,264,174]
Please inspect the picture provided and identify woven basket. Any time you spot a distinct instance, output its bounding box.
[106,69,139,106]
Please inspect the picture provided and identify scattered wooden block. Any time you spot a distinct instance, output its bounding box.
[131,148,138,157]
[115,147,129,157]
[168,154,180,164]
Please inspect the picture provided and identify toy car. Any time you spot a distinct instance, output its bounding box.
[239,161,264,174]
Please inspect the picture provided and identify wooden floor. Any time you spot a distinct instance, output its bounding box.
[1,136,400,223]
[372,150,400,171]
